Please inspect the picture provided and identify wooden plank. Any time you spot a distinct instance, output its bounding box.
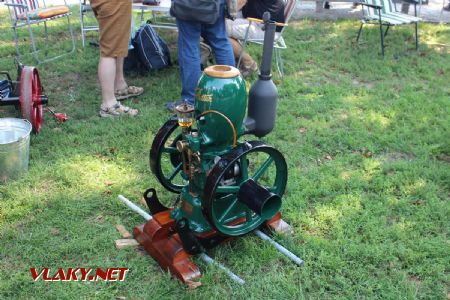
[115,224,132,238]
[186,280,202,289]
[115,239,139,249]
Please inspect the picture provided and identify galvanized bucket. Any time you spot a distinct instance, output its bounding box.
[0,118,32,183]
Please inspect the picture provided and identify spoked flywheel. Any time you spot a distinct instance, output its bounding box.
[19,66,43,133]
[203,140,288,237]
[150,116,186,193]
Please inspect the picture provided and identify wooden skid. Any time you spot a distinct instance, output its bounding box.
[133,210,292,284]
[133,210,201,283]
[265,212,294,234]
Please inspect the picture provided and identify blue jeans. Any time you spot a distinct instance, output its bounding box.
[176,1,235,104]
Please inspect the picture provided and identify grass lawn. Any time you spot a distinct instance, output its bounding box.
[0,6,449,299]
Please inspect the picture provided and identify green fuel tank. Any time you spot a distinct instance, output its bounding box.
[195,65,247,151]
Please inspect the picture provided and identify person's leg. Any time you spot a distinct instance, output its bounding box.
[229,38,257,77]
[225,17,265,74]
[229,38,255,67]
[176,19,202,104]
[97,56,138,116]
[202,2,235,67]
[98,56,117,108]
[113,56,144,99]
[226,18,265,41]
[114,57,127,91]
[92,0,138,116]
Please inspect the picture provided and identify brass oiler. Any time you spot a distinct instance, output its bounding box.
[175,102,194,130]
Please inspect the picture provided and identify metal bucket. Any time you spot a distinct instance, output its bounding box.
[0,118,32,183]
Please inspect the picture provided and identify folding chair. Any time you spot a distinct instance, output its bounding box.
[79,0,99,48]
[237,0,298,78]
[356,0,421,56]
[5,0,76,64]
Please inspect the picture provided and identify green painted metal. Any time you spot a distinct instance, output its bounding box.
[208,143,287,236]
[171,132,214,233]
[171,186,212,233]
[195,71,247,152]
[167,67,287,236]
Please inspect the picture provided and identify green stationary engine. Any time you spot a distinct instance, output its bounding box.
[119,13,303,284]
[149,14,288,249]
[150,66,287,240]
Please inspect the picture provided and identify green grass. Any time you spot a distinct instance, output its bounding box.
[0,5,449,299]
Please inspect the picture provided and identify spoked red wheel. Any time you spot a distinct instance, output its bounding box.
[20,67,43,133]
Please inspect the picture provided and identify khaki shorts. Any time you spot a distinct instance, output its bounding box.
[226,16,281,41]
[91,0,131,57]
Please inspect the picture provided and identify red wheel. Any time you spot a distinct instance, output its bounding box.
[19,67,43,133]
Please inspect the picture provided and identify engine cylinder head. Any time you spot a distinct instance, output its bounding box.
[195,65,247,150]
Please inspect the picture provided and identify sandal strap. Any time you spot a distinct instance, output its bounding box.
[114,103,130,113]
[100,102,138,117]
[115,88,129,97]
[127,86,143,94]
[115,86,144,95]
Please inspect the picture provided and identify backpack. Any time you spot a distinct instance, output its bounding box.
[134,24,171,71]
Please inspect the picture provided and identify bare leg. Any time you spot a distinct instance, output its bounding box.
[115,56,128,91]
[98,56,117,107]
[229,38,254,66]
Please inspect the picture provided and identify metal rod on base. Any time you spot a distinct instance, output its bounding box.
[198,253,245,285]
[254,229,304,266]
[118,194,153,221]
[117,195,245,285]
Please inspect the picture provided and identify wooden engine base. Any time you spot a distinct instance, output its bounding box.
[133,210,201,283]
[133,211,292,284]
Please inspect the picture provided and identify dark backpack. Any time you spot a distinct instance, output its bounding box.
[133,24,171,71]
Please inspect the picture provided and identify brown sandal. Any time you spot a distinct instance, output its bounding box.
[99,102,139,117]
[115,86,144,100]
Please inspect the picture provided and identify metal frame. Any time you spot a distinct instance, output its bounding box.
[5,0,76,64]
[132,0,177,31]
[79,0,99,47]
[356,0,420,56]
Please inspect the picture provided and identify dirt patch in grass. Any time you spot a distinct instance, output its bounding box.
[45,72,81,92]
[436,154,450,163]
[408,275,422,286]
[58,72,81,90]
[352,78,374,89]
[0,254,26,271]
[86,213,106,225]
[378,152,416,162]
